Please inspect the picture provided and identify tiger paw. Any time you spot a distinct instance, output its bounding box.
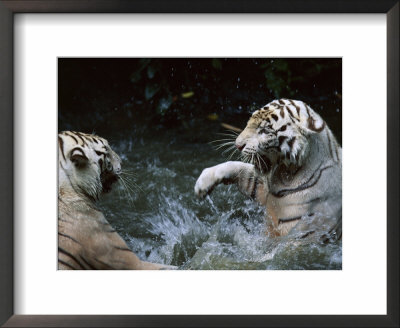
[194,167,218,198]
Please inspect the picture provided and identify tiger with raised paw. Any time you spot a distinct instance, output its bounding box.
[195,99,342,241]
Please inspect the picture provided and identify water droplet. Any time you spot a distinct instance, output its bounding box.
[336,108,340,112]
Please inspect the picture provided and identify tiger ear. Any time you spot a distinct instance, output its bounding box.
[301,108,326,134]
[70,148,88,168]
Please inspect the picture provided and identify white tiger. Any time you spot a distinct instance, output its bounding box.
[195,99,342,240]
[58,131,175,269]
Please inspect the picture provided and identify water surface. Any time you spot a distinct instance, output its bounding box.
[99,128,342,270]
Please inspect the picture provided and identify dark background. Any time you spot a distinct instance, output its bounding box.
[58,58,342,143]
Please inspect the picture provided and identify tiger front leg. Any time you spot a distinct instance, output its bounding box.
[194,161,255,198]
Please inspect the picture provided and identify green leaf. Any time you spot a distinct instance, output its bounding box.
[181,91,194,98]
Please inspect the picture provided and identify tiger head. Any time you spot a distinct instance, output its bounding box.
[235,99,325,170]
[58,131,122,200]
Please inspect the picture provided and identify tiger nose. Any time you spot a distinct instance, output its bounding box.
[236,143,245,151]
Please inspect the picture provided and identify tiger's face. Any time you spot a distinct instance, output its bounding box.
[235,99,325,170]
[58,131,122,200]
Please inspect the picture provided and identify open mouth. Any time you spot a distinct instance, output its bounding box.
[101,172,119,193]
[262,146,280,152]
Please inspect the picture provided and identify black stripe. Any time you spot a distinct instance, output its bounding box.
[79,255,96,270]
[114,246,132,252]
[65,132,79,144]
[58,247,86,269]
[278,216,302,224]
[286,106,298,121]
[58,136,66,161]
[58,232,81,245]
[278,99,285,105]
[84,135,94,143]
[58,259,76,270]
[299,231,315,239]
[94,258,116,270]
[287,137,296,149]
[278,135,287,147]
[335,143,339,161]
[279,107,285,118]
[305,104,311,117]
[277,124,287,132]
[270,114,278,121]
[289,100,301,116]
[272,164,333,198]
[74,133,88,146]
[250,179,258,199]
[326,130,335,160]
[95,150,107,156]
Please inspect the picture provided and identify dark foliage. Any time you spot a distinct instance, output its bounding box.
[59,58,341,142]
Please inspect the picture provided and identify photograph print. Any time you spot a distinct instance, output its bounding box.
[58,58,342,270]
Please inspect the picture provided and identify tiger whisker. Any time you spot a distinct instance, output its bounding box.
[120,170,138,176]
[120,172,136,177]
[209,138,236,144]
[227,147,240,161]
[118,181,133,204]
[122,175,142,193]
[214,141,235,149]
[213,144,235,153]
[217,131,239,137]
[221,144,236,155]
[118,176,135,204]
[257,153,268,171]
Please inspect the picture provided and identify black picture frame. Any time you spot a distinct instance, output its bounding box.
[0,1,398,327]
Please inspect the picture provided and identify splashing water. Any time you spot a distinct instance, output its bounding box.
[100,131,342,270]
